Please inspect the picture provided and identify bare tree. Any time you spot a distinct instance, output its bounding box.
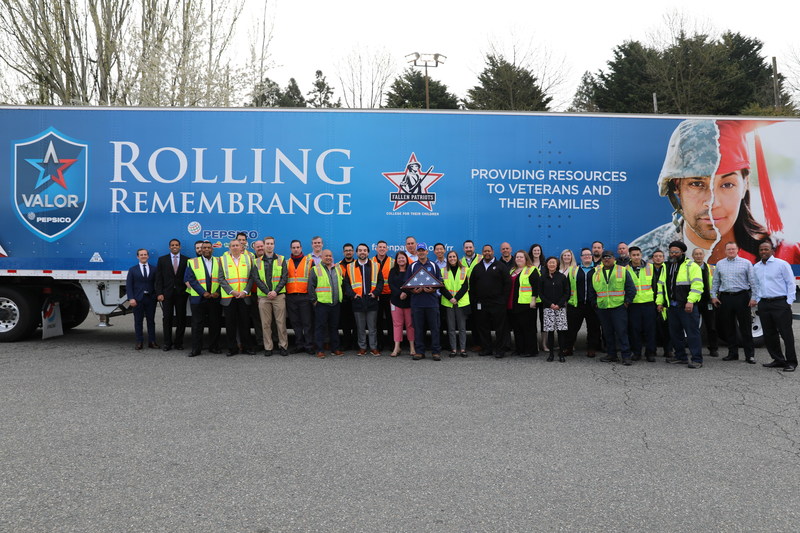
[0,0,265,107]
[336,46,396,108]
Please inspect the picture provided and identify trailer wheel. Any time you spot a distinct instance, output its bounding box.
[0,287,38,342]
[62,292,91,330]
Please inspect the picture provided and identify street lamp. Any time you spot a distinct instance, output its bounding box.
[405,52,446,110]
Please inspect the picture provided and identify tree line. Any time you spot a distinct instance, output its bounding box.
[0,2,795,115]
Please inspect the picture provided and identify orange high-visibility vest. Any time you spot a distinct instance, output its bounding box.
[286,254,312,294]
[371,255,394,295]
[347,261,379,297]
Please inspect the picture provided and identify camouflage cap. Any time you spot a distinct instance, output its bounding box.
[657,119,721,196]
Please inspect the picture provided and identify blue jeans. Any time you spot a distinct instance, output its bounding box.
[668,304,702,363]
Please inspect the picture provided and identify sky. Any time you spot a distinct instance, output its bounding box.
[259,0,799,110]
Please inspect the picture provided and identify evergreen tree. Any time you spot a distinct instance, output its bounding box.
[464,54,551,111]
[307,70,341,108]
[384,68,459,109]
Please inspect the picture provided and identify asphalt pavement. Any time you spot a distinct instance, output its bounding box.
[2,313,800,532]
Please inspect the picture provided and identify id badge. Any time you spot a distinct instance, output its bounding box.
[477,303,482,310]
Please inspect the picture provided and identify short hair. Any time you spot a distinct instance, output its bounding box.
[482,244,493,251]
[169,238,181,245]
[618,241,627,246]
[290,239,302,247]
[725,241,738,248]
[194,240,204,246]
[463,239,474,246]
[136,248,148,255]
[652,249,664,256]
[592,241,604,247]
[628,246,641,253]
[580,247,591,254]
[405,235,416,242]
[263,236,275,242]
[311,235,322,242]
[544,256,560,270]
[434,242,445,250]
[356,243,369,252]
[758,240,774,249]
[377,240,387,246]
[236,231,248,239]
[342,242,354,250]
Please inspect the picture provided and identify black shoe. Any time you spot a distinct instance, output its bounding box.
[174,345,183,350]
[291,346,304,354]
[722,354,739,361]
[135,343,143,350]
[547,352,554,362]
[226,351,237,357]
[432,354,441,361]
[688,361,703,369]
[745,357,756,364]
[264,350,273,357]
[188,351,200,357]
[763,360,787,368]
[460,351,468,358]
[631,353,641,361]
[783,365,796,372]
[495,352,506,359]
[479,351,492,357]
[148,342,160,349]
[666,357,687,364]
[600,356,619,363]
[412,354,424,360]
[709,349,719,357]
[449,351,457,358]
[645,352,656,362]
[559,354,566,363]
[622,358,632,366]
[279,347,288,356]
[209,348,222,354]
[306,348,315,355]
[162,345,172,352]
[244,349,256,355]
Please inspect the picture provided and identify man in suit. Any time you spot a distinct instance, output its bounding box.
[184,241,222,357]
[155,238,190,351]
[126,248,158,350]
[470,244,510,358]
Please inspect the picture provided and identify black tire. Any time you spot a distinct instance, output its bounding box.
[61,292,91,330]
[0,287,38,342]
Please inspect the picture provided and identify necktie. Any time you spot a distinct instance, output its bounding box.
[172,256,178,274]
[142,264,148,278]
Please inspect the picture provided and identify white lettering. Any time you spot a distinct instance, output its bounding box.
[148,147,187,184]
[316,149,352,185]
[111,141,148,183]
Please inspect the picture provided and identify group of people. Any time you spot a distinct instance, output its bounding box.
[125,232,797,372]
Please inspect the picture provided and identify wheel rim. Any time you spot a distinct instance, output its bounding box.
[0,297,21,333]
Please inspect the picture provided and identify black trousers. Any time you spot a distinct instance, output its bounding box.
[476,302,508,355]
[339,297,356,349]
[566,301,601,352]
[224,299,254,352]
[697,300,718,351]
[718,291,754,358]
[190,298,221,353]
[286,293,314,350]
[161,291,187,347]
[510,306,538,355]
[377,293,392,349]
[758,297,797,364]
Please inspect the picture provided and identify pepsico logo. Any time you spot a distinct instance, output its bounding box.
[187,221,202,235]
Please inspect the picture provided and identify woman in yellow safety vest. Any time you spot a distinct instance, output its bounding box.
[440,250,471,357]
[508,250,540,357]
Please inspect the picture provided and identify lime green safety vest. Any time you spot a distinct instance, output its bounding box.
[567,265,579,306]
[256,254,286,296]
[220,252,252,299]
[592,264,627,309]
[627,263,655,304]
[511,266,536,304]
[313,264,343,304]
[657,258,703,305]
[441,266,470,308]
[186,256,219,297]
[461,255,479,276]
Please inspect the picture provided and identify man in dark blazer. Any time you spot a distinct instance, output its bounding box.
[155,238,190,351]
[470,244,511,358]
[126,248,158,349]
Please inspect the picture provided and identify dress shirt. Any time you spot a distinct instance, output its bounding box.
[140,263,149,277]
[710,255,754,297]
[435,258,447,270]
[753,256,796,304]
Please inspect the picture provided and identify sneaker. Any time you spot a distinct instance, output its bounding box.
[600,356,620,363]
[687,361,703,369]
[432,354,441,361]
[666,357,688,364]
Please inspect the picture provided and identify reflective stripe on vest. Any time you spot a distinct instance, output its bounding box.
[313,264,343,304]
[441,266,470,308]
[186,256,219,297]
[347,261,379,296]
[286,255,312,293]
[220,253,252,298]
[593,264,626,309]
[372,255,394,295]
[567,265,579,306]
[256,254,286,296]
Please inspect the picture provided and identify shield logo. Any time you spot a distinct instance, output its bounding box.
[12,128,88,242]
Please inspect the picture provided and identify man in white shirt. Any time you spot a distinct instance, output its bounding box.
[753,241,797,372]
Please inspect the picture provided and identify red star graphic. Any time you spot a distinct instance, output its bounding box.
[382,153,444,211]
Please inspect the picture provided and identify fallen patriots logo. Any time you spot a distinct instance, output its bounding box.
[12,128,88,242]
[382,153,443,211]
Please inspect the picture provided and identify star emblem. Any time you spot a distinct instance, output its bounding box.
[382,153,444,210]
[26,140,77,190]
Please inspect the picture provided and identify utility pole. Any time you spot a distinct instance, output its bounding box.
[405,53,447,110]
